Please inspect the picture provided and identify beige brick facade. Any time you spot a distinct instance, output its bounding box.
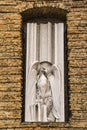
[0,0,87,129]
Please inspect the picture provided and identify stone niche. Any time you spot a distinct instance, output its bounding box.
[22,7,67,123]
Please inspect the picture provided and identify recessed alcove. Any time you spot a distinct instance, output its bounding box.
[21,7,67,22]
[21,7,68,123]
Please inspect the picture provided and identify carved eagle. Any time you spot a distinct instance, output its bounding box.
[27,61,61,121]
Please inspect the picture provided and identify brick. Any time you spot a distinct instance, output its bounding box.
[0,83,22,92]
[0,0,87,129]
[0,101,22,110]
[69,84,87,93]
[0,0,17,5]
[0,31,21,38]
[0,75,22,83]
[0,110,21,119]
[0,59,22,67]
[0,91,22,102]
[0,6,17,13]
[70,93,87,110]
[71,111,87,120]
[0,67,22,75]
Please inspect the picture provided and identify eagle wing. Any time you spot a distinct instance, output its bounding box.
[48,64,61,120]
[26,61,40,105]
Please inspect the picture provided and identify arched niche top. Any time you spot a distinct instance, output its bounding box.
[22,4,67,122]
[21,7,67,22]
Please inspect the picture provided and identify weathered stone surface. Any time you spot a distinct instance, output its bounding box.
[0,110,21,119]
[69,84,87,93]
[0,91,22,102]
[0,0,17,5]
[0,59,22,67]
[0,6,17,13]
[0,31,21,38]
[0,20,22,31]
[0,13,22,20]
[70,93,87,111]
[0,83,22,91]
[0,75,22,83]
[0,0,87,129]
[0,101,22,110]
[0,67,22,75]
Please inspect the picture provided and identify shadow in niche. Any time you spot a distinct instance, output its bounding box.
[21,6,70,123]
[21,21,27,122]
[64,22,71,122]
[21,7,67,23]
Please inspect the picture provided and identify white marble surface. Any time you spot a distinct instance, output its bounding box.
[25,22,65,122]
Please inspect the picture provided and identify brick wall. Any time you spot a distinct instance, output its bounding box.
[0,0,87,129]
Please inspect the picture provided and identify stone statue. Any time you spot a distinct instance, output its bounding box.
[28,61,61,122]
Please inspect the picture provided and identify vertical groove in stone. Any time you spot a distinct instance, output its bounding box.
[47,22,52,63]
[54,23,58,65]
[40,23,48,61]
[36,23,40,61]
[33,23,37,62]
